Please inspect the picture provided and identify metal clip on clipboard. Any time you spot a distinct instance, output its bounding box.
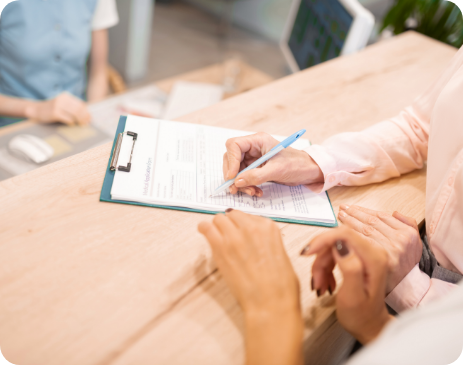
[110,131,138,172]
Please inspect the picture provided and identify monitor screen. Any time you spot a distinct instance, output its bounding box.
[288,0,354,70]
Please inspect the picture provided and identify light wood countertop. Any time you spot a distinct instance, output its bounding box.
[0,32,456,365]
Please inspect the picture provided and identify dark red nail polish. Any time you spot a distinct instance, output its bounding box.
[311,277,314,291]
[300,245,310,255]
[334,240,349,257]
[225,208,233,213]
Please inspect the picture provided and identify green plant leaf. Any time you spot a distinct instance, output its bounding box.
[381,0,463,47]
[381,0,417,33]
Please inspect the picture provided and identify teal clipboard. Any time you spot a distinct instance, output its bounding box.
[100,116,338,227]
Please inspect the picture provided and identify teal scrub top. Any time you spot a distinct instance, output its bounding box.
[0,0,99,127]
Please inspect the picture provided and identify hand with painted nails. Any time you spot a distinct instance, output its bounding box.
[337,205,422,294]
[198,210,304,365]
[223,132,324,197]
[302,227,394,344]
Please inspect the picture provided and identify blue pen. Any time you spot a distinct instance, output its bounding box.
[210,129,306,197]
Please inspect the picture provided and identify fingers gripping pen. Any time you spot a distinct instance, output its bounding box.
[210,129,306,197]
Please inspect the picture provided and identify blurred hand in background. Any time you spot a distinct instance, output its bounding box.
[25,92,91,126]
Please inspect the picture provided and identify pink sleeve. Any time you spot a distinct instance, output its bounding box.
[385,264,458,313]
[303,45,463,193]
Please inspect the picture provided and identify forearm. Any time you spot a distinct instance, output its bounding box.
[304,113,428,192]
[303,44,463,192]
[355,314,395,345]
[87,29,109,103]
[245,310,304,365]
[87,70,108,102]
[0,94,39,119]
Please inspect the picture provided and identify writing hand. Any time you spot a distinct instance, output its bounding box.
[223,132,323,197]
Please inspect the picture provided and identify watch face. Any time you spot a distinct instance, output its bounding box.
[288,0,353,70]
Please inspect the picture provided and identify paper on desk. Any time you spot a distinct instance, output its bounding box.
[111,116,336,224]
[89,85,167,136]
[161,81,224,120]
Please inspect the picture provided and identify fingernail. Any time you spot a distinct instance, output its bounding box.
[328,287,333,295]
[225,208,233,213]
[235,179,245,187]
[340,204,350,210]
[317,289,321,298]
[334,240,349,257]
[311,277,314,291]
[339,210,347,218]
[300,244,310,255]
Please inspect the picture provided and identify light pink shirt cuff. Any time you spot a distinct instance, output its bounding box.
[303,145,340,192]
[385,264,430,313]
[420,278,458,306]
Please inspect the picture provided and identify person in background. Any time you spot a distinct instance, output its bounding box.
[0,0,119,127]
[221,43,463,313]
[198,209,463,365]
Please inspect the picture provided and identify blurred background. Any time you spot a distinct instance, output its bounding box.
[110,0,462,85]
[112,0,391,84]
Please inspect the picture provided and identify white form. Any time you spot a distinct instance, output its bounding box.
[111,115,336,224]
[161,81,224,121]
[89,85,166,136]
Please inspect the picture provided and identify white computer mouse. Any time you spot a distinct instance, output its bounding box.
[8,134,54,164]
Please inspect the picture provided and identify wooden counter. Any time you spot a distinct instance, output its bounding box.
[0,32,456,365]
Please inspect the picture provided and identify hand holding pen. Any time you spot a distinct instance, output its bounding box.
[218,131,324,197]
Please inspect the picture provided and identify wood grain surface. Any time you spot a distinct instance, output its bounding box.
[0,32,456,365]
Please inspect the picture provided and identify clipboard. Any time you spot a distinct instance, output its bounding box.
[100,116,338,227]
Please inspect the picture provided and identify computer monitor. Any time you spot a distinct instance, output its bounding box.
[281,0,374,72]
